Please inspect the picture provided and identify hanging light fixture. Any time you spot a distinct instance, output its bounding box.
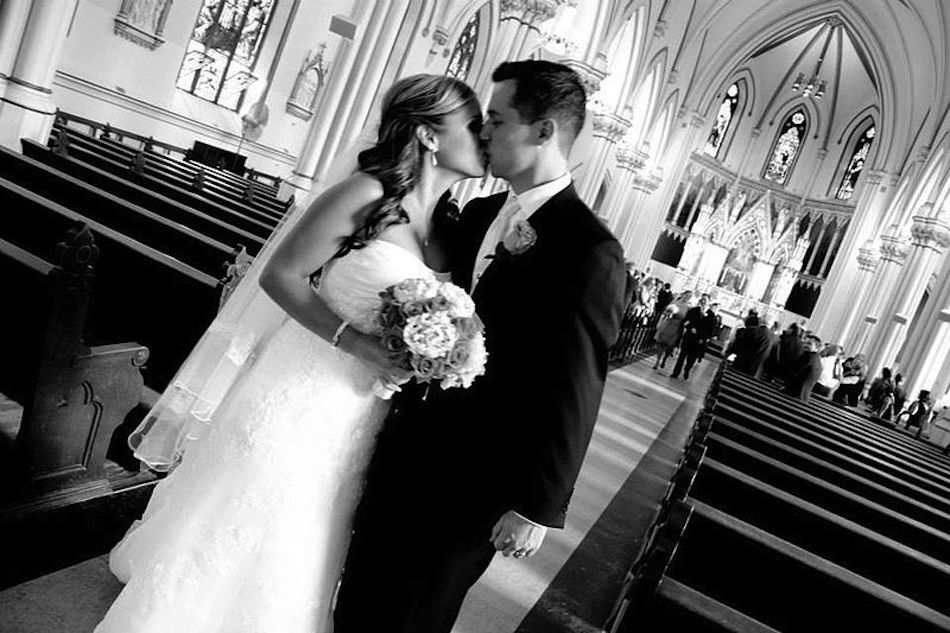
[791,19,838,100]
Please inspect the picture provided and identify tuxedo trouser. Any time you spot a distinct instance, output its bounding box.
[335,499,496,633]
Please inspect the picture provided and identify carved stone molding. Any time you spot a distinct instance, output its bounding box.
[879,234,910,265]
[592,112,630,142]
[615,145,648,173]
[910,215,950,251]
[500,0,569,25]
[561,59,607,96]
[286,44,329,120]
[113,0,173,50]
[856,241,879,274]
[653,18,667,38]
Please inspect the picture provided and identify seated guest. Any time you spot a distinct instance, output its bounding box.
[833,353,868,406]
[900,389,934,438]
[813,343,843,398]
[876,372,905,421]
[866,367,895,412]
[785,334,823,403]
[725,312,773,377]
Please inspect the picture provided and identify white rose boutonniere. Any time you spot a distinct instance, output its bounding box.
[502,219,538,256]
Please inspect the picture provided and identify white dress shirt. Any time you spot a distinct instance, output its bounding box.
[471,172,572,292]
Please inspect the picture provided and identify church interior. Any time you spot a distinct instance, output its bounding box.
[4,0,950,631]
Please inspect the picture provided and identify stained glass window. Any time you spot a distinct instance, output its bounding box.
[704,83,739,158]
[764,109,807,185]
[446,11,480,81]
[835,126,874,200]
[176,0,277,110]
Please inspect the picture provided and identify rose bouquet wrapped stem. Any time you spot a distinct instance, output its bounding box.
[374,277,487,398]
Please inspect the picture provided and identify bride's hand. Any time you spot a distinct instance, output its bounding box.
[336,328,411,385]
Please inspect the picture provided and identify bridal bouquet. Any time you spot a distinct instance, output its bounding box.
[377,277,487,392]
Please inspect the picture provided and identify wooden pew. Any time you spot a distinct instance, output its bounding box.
[53,127,285,225]
[0,144,243,278]
[0,177,221,390]
[0,226,147,499]
[44,131,281,232]
[17,140,268,255]
[54,110,284,198]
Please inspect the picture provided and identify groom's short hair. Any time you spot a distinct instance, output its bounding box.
[492,60,586,149]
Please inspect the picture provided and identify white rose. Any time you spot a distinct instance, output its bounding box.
[439,283,476,319]
[402,312,458,358]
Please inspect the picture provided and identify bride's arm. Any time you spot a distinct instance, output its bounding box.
[259,174,398,373]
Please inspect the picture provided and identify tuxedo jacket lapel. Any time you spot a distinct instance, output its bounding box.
[453,193,505,293]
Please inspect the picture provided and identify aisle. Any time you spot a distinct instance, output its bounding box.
[453,357,716,632]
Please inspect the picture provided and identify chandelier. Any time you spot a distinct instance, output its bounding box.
[791,19,840,100]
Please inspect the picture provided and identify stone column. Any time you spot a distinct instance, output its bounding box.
[904,309,950,399]
[628,110,706,266]
[602,145,646,232]
[0,0,34,100]
[866,206,950,377]
[846,225,908,351]
[0,0,78,149]
[833,240,879,347]
[619,170,661,253]
[312,0,412,182]
[290,2,375,188]
[808,168,891,335]
[576,111,628,204]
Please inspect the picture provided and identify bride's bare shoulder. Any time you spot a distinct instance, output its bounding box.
[314,172,385,210]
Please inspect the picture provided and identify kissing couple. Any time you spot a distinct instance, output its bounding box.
[95,60,627,633]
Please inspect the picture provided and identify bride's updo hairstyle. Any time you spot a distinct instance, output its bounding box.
[342,74,478,253]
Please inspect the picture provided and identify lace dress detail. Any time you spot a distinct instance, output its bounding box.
[97,240,436,633]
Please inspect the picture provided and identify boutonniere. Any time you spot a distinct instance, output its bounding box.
[501,219,538,256]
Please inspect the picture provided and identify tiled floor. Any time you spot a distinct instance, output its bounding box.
[0,357,713,633]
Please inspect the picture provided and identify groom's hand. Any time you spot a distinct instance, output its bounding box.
[490,510,547,559]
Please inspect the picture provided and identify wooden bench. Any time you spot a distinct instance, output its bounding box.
[53,127,286,224]
[0,177,221,390]
[18,140,267,256]
[44,131,281,233]
[0,226,147,499]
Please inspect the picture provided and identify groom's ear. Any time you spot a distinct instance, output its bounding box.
[536,118,557,145]
[415,125,438,152]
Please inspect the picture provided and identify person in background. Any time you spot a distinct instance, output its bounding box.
[770,323,805,383]
[694,302,722,366]
[833,353,868,406]
[654,282,674,318]
[900,389,934,438]
[785,334,823,403]
[725,311,773,377]
[653,290,691,370]
[671,294,711,380]
[813,343,843,399]
[865,367,895,413]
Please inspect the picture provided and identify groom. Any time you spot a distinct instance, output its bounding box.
[335,60,627,632]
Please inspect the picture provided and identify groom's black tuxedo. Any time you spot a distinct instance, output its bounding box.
[335,183,626,633]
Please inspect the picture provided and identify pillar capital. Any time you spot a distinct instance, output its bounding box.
[879,234,910,264]
[910,214,950,251]
[591,112,630,142]
[500,0,569,24]
[615,145,648,173]
[864,169,887,186]
[856,240,879,273]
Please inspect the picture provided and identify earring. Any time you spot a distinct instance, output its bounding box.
[431,151,438,167]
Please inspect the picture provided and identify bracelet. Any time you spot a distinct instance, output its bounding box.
[331,320,350,347]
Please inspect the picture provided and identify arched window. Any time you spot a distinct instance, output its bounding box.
[176,0,278,110]
[835,125,875,200]
[704,83,739,158]
[446,12,480,81]
[763,108,808,185]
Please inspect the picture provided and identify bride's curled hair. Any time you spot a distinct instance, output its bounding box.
[342,74,478,253]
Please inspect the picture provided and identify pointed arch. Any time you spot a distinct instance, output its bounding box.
[625,49,668,148]
[763,107,809,185]
[646,89,679,159]
[597,8,648,113]
[702,77,751,161]
[829,115,876,200]
[442,1,495,89]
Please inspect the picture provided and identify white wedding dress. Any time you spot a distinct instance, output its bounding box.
[97,239,441,633]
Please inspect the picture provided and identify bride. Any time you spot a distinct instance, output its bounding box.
[95,74,487,632]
